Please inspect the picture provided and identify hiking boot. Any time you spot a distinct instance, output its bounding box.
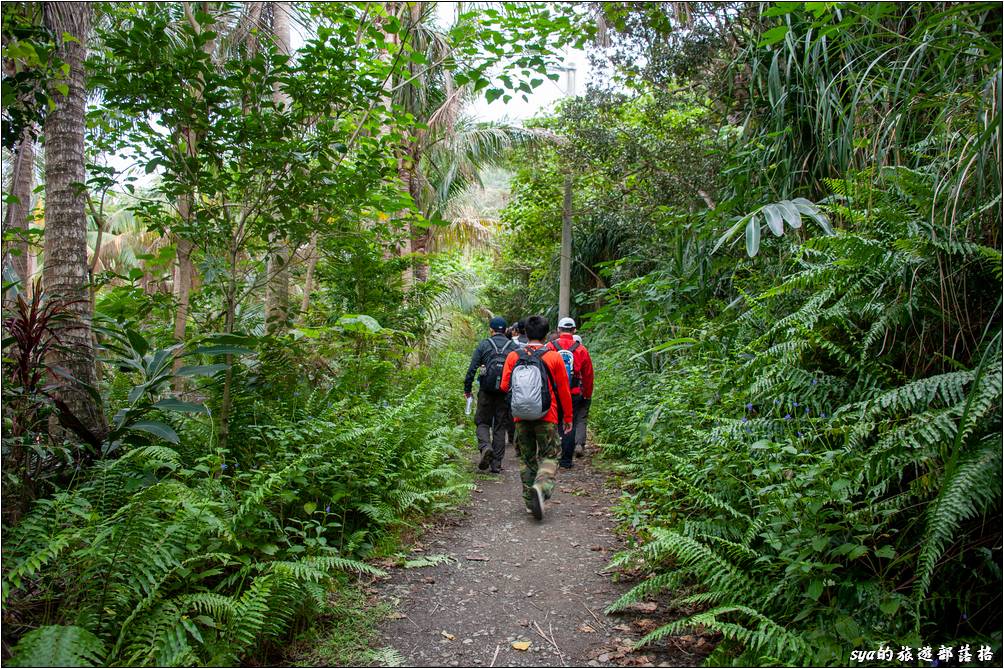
[478,448,494,471]
[528,484,544,520]
[559,461,573,469]
[575,444,585,458]
[489,463,501,474]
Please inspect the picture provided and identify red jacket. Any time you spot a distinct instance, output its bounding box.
[547,333,594,399]
[500,343,573,425]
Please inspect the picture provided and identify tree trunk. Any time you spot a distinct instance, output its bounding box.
[264,1,292,333]
[42,2,106,442]
[4,126,36,290]
[171,2,217,387]
[558,173,573,319]
[299,230,319,322]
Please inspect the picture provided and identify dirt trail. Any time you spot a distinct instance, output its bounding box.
[373,445,706,667]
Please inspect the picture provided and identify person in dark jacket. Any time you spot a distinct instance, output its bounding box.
[547,317,595,468]
[464,316,518,473]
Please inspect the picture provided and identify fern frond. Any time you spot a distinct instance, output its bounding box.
[8,625,106,667]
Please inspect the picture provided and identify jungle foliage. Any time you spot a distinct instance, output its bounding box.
[1,1,585,665]
[490,1,1002,664]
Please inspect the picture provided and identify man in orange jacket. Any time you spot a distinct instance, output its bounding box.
[548,317,595,467]
[500,315,573,520]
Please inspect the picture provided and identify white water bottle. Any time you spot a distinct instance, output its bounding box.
[465,396,473,415]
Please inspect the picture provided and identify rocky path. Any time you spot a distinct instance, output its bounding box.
[373,444,709,667]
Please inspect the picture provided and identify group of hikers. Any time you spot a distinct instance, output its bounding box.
[463,314,594,520]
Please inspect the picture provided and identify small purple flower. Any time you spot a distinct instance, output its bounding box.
[744,426,751,433]
[325,504,331,513]
[797,431,803,437]
[784,414,792,420]
[962,613,968,621]
[221,463,228,471]
[811,378,818,385]
[774,399,780,405]
[742,417,749,423]
[804,407,810,415]
[821,412,828,418]
[793,401,799,407]
[746,403,753,410]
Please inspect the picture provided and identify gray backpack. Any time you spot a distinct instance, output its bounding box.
[509,347,555,420]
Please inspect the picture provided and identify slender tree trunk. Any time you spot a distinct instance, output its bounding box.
[171,1,217,387]
[5,126,36,289]
[42,2,106,442]
[558,173,572,319]
[299,230,319,322]
[264,1,292,333]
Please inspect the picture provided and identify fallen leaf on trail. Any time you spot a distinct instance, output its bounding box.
[512,641,531,651]
[517,618,530,627]
[612,624,633,633]
[633,618,658,632]
[441,631,455,640]
[589,546,605,552]
[578,623,596,633]
[387,612,406,619]
[624,601,658,613]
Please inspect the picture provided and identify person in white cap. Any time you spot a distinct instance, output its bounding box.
[546,317,594,466]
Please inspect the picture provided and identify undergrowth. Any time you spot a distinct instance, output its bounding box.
[2,343,472,666]
[588,173,1002,665]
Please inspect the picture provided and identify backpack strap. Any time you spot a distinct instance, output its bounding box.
[488,338,500,355]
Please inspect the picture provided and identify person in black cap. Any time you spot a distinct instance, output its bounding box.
[464,316,518,473]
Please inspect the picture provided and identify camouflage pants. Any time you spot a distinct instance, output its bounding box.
[516,420,560,504]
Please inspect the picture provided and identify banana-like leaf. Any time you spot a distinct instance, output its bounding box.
[745,215,761,257]
[792,198,834,234]
[763,205,784,236]
[152,398,209,414]
[778,200,802,228]
[129,420,180,444]
[177,364,228,377]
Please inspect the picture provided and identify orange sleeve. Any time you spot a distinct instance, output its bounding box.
[500,350,518,392]
[546,351,573,422]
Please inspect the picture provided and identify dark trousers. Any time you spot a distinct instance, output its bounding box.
[559,396,590,466]
[476,390,512,467]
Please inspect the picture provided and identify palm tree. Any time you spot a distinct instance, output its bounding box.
[389,3,556,280]
[41,1,106,440]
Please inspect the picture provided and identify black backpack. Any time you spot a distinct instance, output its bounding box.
[480,337,515,393]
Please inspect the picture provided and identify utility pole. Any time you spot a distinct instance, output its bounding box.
[558,64,575,319]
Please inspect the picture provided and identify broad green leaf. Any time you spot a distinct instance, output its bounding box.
[303,502,317,514]
[778,200,802,228]
[874,546,896,559]
[759,25,789,47]
[176,364,227,377]
[745,215,761,257]
[792,198,834,234]
[336,314,382,333]
[763,205,784,236]
[878,597,900,615]
[191,345,253,356]
[129,420,180,444]
[152,398,209,414]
